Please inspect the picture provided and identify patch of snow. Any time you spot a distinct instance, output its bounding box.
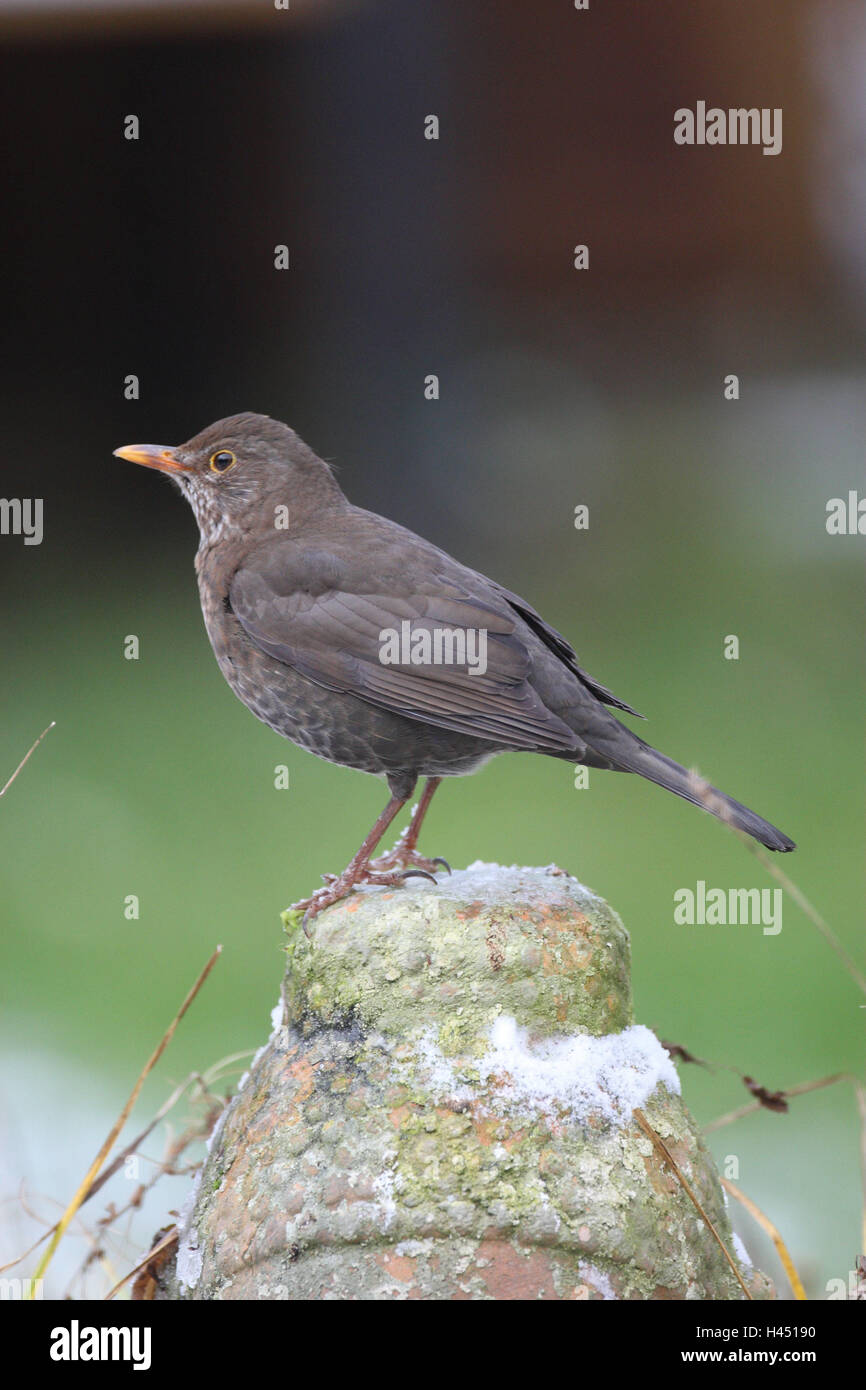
[372,1165,398,1230]
[732,1233,753,1269]
[176,1092,234,1291]
[409,1016,680,1128]
[413,1031,472,1104]
[579,1261,618,1299]
[483,1016,680,1124]
[205,1103,229,1156]
[428,861,596,910]
[175,1170,203,1293]
[350,860,588,906]
[395,1239,433,1258]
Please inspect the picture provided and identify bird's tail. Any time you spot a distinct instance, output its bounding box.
[591,732,795,852]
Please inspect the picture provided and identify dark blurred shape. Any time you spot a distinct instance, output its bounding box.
[0,0,857,582]
[0,0,366,41]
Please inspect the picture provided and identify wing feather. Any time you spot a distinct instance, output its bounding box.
[229,543,577,752]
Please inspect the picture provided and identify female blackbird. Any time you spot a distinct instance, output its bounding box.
[115,412,794,923]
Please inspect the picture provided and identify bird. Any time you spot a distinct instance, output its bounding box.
[114,412,794,924]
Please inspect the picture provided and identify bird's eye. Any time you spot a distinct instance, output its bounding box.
[209,450,236,474]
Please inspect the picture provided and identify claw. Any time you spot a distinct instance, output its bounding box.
[430,856,451,875]
[293,851,441,932]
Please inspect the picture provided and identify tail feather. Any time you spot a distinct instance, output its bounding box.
[594,734,795,853]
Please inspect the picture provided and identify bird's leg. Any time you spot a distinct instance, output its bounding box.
[291,791,439,931]
[369,777,450,876]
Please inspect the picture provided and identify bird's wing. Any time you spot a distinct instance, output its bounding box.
[489,582,645,719]
[228,539,579,752]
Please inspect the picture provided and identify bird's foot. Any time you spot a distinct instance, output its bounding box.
[369,843,451,876]
[291,862,440,935]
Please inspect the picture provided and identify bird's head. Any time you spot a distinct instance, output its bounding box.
[114,412,345,545]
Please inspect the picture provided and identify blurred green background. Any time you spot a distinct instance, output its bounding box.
[1,0,863,1299]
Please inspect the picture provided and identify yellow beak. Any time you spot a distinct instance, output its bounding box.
[113,443,192,474]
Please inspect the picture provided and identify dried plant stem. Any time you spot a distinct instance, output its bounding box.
[27,945,222,1296]
[0,722,55,799]
[729,814,865,996]
[0,1051,249,1280]
[105,1229,179,1302]
[704,1071,853,1133]
[722,1178,807,1301]
[633,1107,752,1300]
